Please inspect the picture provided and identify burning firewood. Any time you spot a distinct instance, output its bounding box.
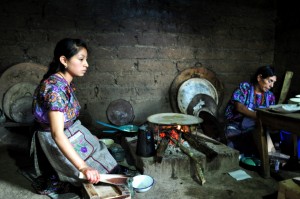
[155,138,169,163]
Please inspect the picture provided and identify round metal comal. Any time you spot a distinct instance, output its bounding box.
[147,112,202,125]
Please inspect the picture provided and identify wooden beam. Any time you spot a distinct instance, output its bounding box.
[278,71,293,104]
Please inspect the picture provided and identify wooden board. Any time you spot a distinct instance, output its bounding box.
[83,183,131,199]
[278,71,293,104]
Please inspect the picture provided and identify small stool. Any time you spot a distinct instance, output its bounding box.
[277,179,300,199]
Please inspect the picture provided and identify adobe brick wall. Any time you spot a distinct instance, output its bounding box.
[0,0,279,128]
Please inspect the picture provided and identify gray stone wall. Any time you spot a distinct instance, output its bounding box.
[0,0,277,127]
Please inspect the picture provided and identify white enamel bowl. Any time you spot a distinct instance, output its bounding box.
[132,175,154,193]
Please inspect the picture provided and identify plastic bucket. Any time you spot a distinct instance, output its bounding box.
[280,130,300,159]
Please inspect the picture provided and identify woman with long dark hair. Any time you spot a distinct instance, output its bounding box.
[31,38,118,194]
[224,65,277,156]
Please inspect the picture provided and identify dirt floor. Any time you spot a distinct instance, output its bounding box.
[0,126,299,199]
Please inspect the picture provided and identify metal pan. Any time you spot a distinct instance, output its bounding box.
[177,78,218,114]
[186,94,217,117]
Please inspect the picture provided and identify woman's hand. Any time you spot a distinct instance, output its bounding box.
[80,166,101,184]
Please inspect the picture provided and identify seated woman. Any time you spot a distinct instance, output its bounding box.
[224,65,277,156]
[31,38,118,194]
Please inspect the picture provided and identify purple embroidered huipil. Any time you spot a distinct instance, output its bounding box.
[32,74,81,127]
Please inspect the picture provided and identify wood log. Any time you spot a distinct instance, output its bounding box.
[155,138,169,163]
[168,136,206,185]
[183,133,218,160]
[195,163,206,185]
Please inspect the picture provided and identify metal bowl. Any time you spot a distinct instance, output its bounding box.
[132,175,154,193]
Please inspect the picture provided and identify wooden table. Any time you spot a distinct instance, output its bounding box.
[256,108,300,178]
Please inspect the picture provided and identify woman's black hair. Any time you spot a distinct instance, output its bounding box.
[41,38,88,81]
[251,65,276,84]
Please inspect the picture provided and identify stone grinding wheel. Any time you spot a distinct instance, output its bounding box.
[169,66,224,113]
[106,99,135,126]
[3,82,37,120]
[10,96,35,123]
[0,62,47,110]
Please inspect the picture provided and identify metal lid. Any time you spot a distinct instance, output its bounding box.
[106,99,135,126]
